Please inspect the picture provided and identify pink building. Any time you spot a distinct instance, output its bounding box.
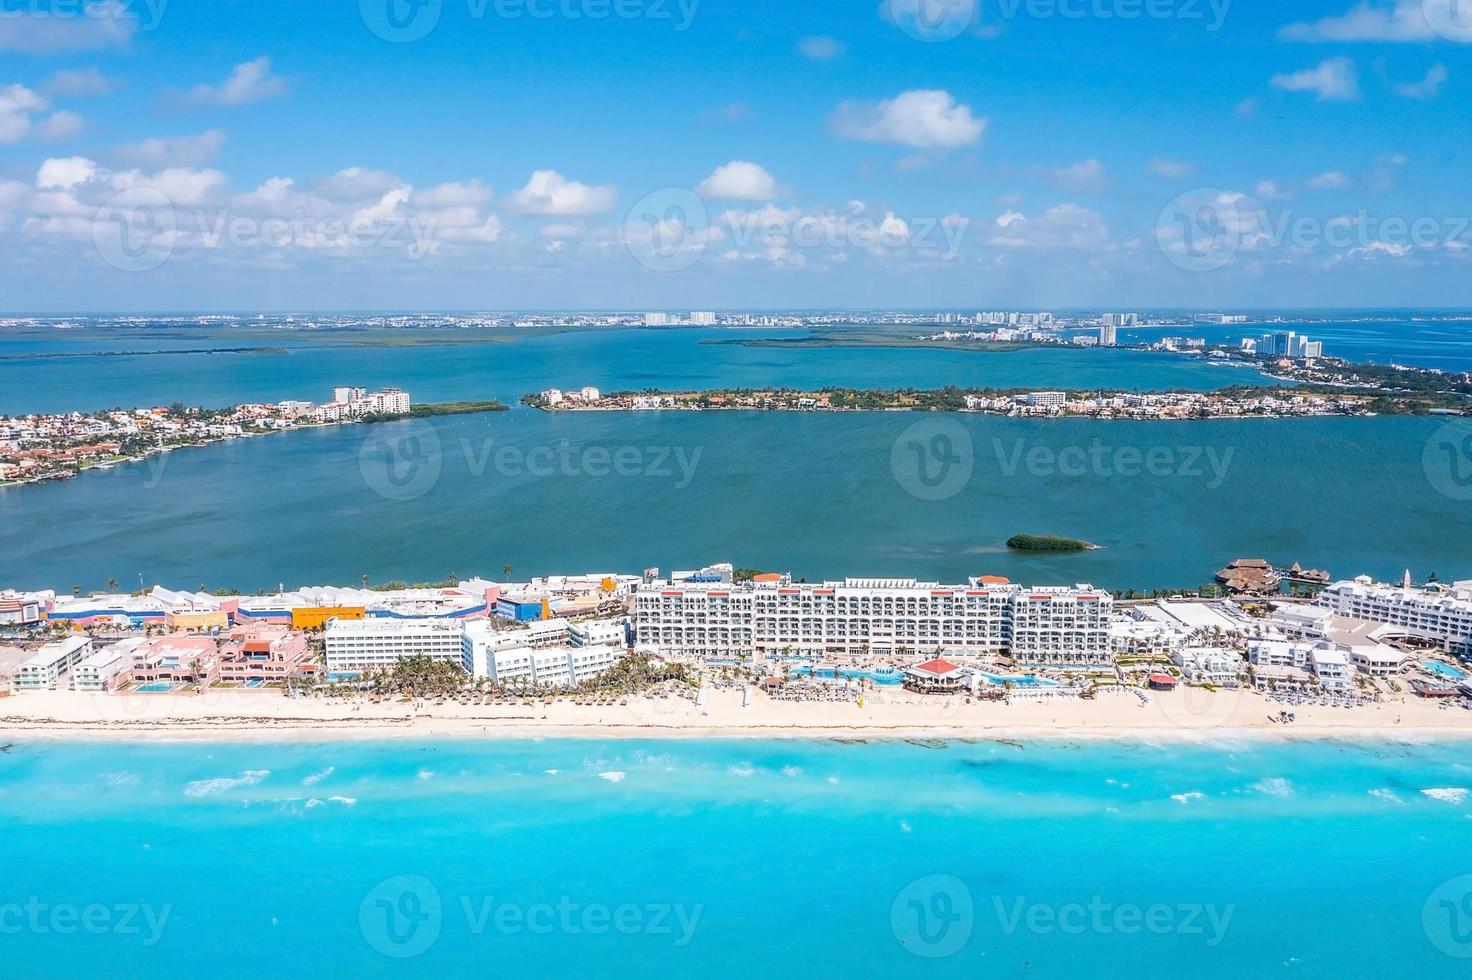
[127,635,221,688]
[217,624,315,684]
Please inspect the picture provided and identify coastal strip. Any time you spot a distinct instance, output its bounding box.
[0,387,505,488]
[523,383,1468,420]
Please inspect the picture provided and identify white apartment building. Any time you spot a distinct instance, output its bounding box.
[635,578,1112,668]
[1171,647,1243,687]
[1027,392,1067,408]
[570,617,630,648]
[14,636,94,690]
[690,311,717,326]
[1249,639,1357,690]
[1317,577,1472,655]
[323,618,466,673]
[72,646,133,693]
[461,621,619,687]
[524,618,573,648]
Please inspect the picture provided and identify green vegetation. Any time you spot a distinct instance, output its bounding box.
[1007,534,1095,553]
[360,400,506,422]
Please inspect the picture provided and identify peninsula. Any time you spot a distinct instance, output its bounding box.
[0,387,506,487]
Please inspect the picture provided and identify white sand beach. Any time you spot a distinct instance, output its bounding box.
[2,686,1470,743]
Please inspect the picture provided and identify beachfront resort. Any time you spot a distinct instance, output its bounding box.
[3,565,1471,727]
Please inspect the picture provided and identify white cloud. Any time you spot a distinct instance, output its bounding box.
[37,156,97,190]
[1308,170,1352,190]
[797,36,846,59]
[0,84,47,143]
[1048,159,1107,193]
[828,89,986,149]
[316,167,402,201]
[112,130,227,168]
[1270,58,1361,101]
[510,170,617,215]
[37,110,85,141]
[1147,159,1197,180]
[1279,1,1465,43]
[44,67,122,98]
[0,1,138,53]
[1396,63,1449,98]
[1254,179,1291,200]
[186,57,289,107]
[988,204,1109,250]
[696,161,784,200]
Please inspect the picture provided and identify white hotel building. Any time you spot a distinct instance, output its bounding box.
[323,618,623,688]
[1317,577,1472,655]
[635,578,1112,668]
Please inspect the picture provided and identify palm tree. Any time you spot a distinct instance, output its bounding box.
[72,585,82,597]
[502,564,514,580]
[106,577,119,592]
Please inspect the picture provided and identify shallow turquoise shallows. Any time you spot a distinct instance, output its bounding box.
[3,738,1472,978]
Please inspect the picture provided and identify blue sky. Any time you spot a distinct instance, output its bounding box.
[0,0,1469,311]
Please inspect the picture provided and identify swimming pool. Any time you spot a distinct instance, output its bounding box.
[788,666,905,686]
[134,682,175,694]
[972,671,1059,688]
[1423,660,1469,682]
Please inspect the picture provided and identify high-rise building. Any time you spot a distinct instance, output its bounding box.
[1099,324,1118,347]
[690,311,717,326]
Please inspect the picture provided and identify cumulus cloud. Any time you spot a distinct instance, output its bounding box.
[1279,1,1466,43]
[828,89,986,149]
[797,36,846,59]
[37,110,85,141]
[44,67,122,98]
[0,84,48,143]
[1047,159,1108,193]
[112,130,227,168]
[1271,58,1360,101]
[696,161,784,200]
[1308,170,1352,190]
[988,204,1109,250]
[185,57,289,107]
[510,169,617,215]
[1396,63,1449,98]
[1147,159,1197,180]
[0,0,139,53]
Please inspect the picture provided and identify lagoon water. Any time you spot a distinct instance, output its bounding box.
[0,325,1271,416]
[1,322,1470,591]
[0,410,1467,592]
[3,737,1471,978]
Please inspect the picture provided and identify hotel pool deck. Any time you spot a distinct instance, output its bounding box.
[788,666,906,686]
[972,671,1060,688]
[134,682,178,694]
[1422,659,1469,682]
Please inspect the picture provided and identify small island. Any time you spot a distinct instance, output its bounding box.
[1007,534,1097,553]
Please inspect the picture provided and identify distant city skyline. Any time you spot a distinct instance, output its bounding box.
[1,1,1470,311]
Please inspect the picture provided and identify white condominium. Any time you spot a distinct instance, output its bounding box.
[1316,576,1472,655]
[323,618,466,672]
[13,635,93,690]
[635,578,1112,667]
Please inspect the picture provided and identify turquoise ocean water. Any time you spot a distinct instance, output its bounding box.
[3,737,1471,978]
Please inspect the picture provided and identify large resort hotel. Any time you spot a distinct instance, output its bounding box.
[633,577,1113,668]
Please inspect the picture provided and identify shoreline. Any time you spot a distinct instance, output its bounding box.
[4,688,1469,744]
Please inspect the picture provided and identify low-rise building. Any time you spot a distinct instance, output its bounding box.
[13,636,93,690]
[323,618,466,674]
